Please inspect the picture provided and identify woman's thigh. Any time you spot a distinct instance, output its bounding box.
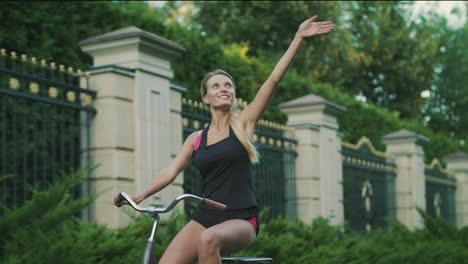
[159,220,206,264]
[202,219,257,256]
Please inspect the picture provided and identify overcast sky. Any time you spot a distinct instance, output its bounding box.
[148,1,467,28]
[412,1,466,28]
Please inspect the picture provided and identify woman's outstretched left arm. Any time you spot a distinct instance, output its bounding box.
[240,15,335,135]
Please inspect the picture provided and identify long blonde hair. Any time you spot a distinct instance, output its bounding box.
[200,69,259,164]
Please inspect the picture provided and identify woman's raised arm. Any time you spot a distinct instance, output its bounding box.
[240,15,335,134]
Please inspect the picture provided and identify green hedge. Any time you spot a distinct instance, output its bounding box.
[240,210,468,264]
[1,174,467,263]
[0,171,152,264]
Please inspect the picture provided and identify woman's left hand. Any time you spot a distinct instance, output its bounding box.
[297,15,335,38]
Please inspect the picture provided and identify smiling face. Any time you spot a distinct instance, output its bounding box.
[203,73,236,110]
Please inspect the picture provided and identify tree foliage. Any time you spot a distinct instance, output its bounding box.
[343,1,442,118]
[424,20,468,143]
[193,1,351,90]
[1,1,466,159]
[0,1,166,69]
[193,1,450,120]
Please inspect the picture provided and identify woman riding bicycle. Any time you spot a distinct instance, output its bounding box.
[114,15,335,264]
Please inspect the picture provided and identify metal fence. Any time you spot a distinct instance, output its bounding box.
[3,49,459,231]
[342,137,397,232]
[425,160,456,225]
[0,50,96,213]
[181,98,297,220]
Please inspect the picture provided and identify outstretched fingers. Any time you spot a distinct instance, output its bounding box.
[316,21,335,26]
[317,22,335,34]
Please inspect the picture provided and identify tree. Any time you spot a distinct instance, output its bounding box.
[0,1,166,69]
[192,1,351,82]
[191,1,448,120]
[342,1,444,119]
[1,0,465,160]
[424,20,468,143]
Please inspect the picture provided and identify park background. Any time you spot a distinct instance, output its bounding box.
[1,1,468,263]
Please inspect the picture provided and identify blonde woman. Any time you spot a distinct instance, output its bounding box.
[114,15,335,264]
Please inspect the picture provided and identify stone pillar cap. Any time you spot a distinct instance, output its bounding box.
[78,26,186,57]
[444,151,468,161]
[381,129,429,144]
[278,94,346,116]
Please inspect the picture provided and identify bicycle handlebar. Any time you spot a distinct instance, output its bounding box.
[117,192,226,214]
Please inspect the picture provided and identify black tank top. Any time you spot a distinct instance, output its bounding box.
[193,126,257,209]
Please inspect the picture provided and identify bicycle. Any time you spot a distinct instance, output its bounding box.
[117,192,273,264]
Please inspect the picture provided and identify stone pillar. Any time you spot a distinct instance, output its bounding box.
[79,27,186,227]
[445,151,468,228]
[381,129,429,229]
[279,95,346,225]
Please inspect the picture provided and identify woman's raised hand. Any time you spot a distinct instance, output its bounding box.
[297,15,335,38]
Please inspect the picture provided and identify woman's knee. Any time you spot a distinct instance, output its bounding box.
[198,229,222,253]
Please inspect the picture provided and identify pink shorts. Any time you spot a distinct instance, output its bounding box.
[245,216,258,232]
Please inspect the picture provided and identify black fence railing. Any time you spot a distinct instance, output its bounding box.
[181,98,297,220]
[342,137,397,232]
[0,50,96,213]
[425,160,456,225]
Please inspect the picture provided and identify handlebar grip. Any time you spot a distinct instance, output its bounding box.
[116,192,125,207]
[203,198,227,211]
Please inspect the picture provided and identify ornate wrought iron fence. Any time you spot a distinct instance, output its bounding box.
[342,137,396,232]
[181,98,297,219]
[425,160,456,225]
[0,49,96,213]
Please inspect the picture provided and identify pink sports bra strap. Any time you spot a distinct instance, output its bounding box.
[193,130,202,151]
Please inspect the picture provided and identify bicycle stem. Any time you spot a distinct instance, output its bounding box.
[148,217,159,242]
[142,217,159,264]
